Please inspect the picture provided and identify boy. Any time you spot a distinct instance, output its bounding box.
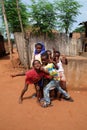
[40,52,74,107]
[18,60,51,104]
[53,50,68,91]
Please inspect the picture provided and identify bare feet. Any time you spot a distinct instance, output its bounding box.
[19,97,23,104]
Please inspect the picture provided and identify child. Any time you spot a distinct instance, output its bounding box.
[18,60,51,104]
[31,42,46,98]
[31,42,45,66]
[39,50,57,100]
[40,52,73,107]
[54,51,68,91]
[46,50,53,62]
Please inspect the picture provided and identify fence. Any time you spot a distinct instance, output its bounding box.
[14,32,82,67]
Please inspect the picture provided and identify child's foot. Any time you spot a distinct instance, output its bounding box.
[32,93,37,98]
[57,92,62,101]
[19,97,23,104]
[36,98,42,105]
[42,101,49,108]
[64,97,74,102]
[40,99,53,108]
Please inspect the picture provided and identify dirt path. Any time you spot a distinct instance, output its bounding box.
[0,51,87,130]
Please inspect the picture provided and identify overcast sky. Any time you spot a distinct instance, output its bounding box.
[0,0,87,32]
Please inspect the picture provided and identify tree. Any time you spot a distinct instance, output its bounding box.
[29,0,56,36]
[1,0,29,33]
[1,0,12,61]
[54,0,82,34]
[73,26,85,33]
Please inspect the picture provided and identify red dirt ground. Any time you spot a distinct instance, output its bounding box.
[0,50,87,130]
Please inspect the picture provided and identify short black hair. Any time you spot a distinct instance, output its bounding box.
[46,50,52,54]
[41,51,49,59]
[35,42,43,48]
[32,60,41,66]
[55,51,60,56]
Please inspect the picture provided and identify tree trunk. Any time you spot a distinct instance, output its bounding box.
[16,0,24,34]
[16,0,30,70]
[1,0,12,61]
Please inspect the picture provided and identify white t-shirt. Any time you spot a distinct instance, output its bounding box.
[31,53,41,67]
[57,60,64,72]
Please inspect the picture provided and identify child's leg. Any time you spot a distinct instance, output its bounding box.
[56,81,74,102]
[56,81,70,98]
[35,85,43,101]
[35,79,44,101]
[60,81,67,91]
[19,83,28,104]
[60,72,67,91]
[43,80,56,104]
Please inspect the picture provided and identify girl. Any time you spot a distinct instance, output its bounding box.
[31,42,45,66]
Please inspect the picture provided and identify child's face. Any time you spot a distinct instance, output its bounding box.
[41,56,48,65]
[33,60,41,70]
[35,45,42,53]
[55,52,60,58]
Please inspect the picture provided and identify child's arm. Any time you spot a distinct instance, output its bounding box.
[40,66,49,74]
[48,55,59,70]
[11,71,26,78]
[61,55,68,65]
[52,61,59,69]
[52,47,56,59]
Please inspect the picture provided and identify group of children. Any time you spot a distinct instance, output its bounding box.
[12,42,74,107]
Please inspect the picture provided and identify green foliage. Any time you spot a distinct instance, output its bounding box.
[29,0,56,35]
[73,26,85,33]
[0,0,82,36]
[54,0,82,34]
[1,0,29,33]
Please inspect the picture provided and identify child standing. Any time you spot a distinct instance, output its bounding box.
[54,51,68,91]
[31,42,45,66]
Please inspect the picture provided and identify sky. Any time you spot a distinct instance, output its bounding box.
[22,0,87,31]
[0,0,87,32]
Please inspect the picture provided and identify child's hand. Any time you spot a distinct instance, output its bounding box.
[49,57,53,63]
[61,54,66,58]
[40,66,44,71]
[61,55,68,65]
[10,74,16,78]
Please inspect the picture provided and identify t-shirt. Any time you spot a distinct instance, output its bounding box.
[25,69,51,84]
[44,63,60,81]
[34,53,41,63]
[31,53,41,67]
[57,60,64,72]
